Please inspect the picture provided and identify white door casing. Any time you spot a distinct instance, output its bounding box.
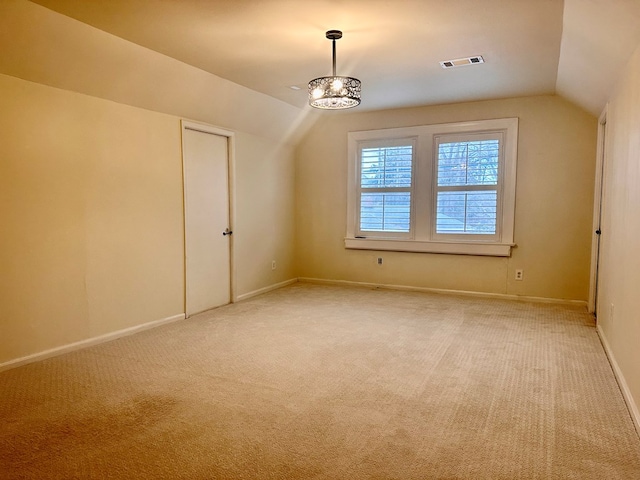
[182,121,234,316]
[588,106,608,314]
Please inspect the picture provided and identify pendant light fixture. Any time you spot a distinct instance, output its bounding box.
[308,30,361,110]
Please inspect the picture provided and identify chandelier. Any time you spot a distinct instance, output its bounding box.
[308,30,361,110]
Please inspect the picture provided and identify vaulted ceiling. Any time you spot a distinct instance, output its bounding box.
[19,0,640,116]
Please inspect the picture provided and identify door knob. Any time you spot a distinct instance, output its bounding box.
[222,228,233,236]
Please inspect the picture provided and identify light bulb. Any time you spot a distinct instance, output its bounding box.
[332,78,343,90]
[312,87,324,99]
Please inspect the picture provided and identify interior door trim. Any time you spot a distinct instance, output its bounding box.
[588,105,608,314]
[180,119,237,315]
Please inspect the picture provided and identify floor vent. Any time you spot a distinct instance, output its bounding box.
[440,55,484,68]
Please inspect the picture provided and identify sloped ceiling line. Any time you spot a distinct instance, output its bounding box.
[10,0,640,116]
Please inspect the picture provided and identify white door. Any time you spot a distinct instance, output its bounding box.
[182,124,232,316]
[589,109,608,315]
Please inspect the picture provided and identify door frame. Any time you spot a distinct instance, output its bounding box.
[180,119,237,315]
[588,105,608,314]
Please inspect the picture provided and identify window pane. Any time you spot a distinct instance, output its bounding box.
[437,140,499,186]
[436,191,497,234]
[361,145,412,188]
[360,192,410,232]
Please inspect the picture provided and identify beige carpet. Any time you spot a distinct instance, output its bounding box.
[1,282,640,479]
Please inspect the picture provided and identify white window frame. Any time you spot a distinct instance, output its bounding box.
[432,131,504,243]
[346,118,518,256]
[354,137,417,240]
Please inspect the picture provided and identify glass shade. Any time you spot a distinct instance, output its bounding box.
[308,75,361,109]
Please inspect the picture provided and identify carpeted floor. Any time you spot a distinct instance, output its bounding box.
[1,282,640,479]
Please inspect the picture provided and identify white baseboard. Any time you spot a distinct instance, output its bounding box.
[597,325,640,435]
[298,277,588,308]
[235,278,298,302]
[0,313,185,373]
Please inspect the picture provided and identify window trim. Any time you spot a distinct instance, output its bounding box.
[432,131,504,242]
[346,118,518,256]
[354,137,417,239]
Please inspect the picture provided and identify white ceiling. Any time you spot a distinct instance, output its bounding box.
[25,0,640,115]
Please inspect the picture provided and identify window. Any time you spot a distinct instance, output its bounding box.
[346,118,518,256]
[359,139,415,236]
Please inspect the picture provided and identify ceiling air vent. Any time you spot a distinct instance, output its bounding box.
[439,56,484,69]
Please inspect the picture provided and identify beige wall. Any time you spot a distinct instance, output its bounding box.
[0,74,298,365]
[596,44,640,425]
[0,74,183,363]
[234,132,297,296]
[0,1,302,365]
[295,96,597,301]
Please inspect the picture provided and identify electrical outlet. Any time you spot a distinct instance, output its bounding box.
[377,257,383,265]
[271,260,276,270]
[515,269,524,281]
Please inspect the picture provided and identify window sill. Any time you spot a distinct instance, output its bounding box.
[344,237,514,256]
